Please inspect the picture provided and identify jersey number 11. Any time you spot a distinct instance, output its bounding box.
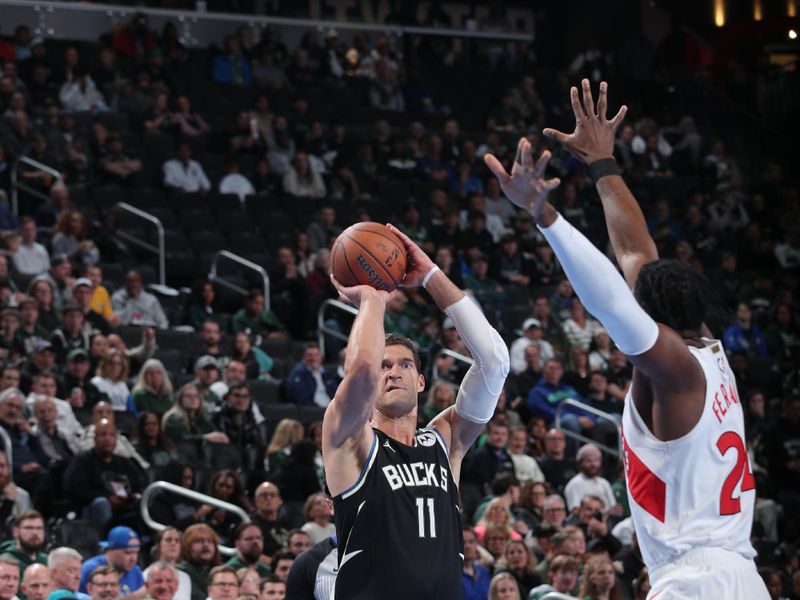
[416,497,437,538]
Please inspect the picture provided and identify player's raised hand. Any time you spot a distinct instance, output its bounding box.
[543,79,627,164]
[386,223,436,288]
[485,138,560,226]
[330,274,391,309]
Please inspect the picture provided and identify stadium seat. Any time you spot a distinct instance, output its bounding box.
[298,405,327,427]
[53,520,100,559]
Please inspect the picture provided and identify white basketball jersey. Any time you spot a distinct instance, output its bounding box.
[621,338,757,572]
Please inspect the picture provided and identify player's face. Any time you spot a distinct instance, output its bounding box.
[377,345,424,417]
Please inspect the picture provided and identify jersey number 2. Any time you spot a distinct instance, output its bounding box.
[416,497,437,538]
[716,431,755,516]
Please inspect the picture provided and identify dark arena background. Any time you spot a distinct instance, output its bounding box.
[0,1,797,599]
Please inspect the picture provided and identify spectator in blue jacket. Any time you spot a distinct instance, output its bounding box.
[212,36,252,86]
[723,302,767,358]
[462,526,491,600]
[527,359,592,454]
[286,343,338,406]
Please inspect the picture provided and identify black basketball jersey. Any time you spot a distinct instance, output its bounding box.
[331,427,464,600]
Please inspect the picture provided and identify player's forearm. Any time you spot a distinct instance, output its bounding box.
[344,294,387,377]
[595,174,658,287]
[424,269,464,311]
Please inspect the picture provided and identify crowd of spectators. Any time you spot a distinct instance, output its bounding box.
[0,11,797,600]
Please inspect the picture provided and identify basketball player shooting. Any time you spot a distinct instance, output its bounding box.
[485,81,768,598]
[323,232,510,599]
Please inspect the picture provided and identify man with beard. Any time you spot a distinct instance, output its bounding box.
[224,523,269,577]
[0,511,47,577]
[20,564,51,600]
[187,321,229,375]
[79,527,145,598]
[250,482,292,559]
[86,565,120,600]
[563,443,619,515]
[176,524,221,600]
[142,562,178,600]
[538,428,577,494]
[48,547,89,600]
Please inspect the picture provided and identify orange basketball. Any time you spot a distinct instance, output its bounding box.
[331,222,407,292]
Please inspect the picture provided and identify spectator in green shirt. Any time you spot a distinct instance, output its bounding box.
[161,383,228,446]
[464,253,506,318]
[131,359,175,418]
[224,523,270,577]
[232,291,287,340]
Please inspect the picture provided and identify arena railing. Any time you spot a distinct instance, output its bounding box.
[0,0,532,54]
[114,202,166,287]
[554,398,622,462]
[11,156,63,217]
[317,298,474,368]
[209,250,271,311]
[140,480,249,556]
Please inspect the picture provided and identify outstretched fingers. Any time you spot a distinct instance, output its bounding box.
[542,127,570,144]
[533,149,552,178]
[569,86,586,123]
[609,104,628,131]
[484,153,510,184]
[581,78,597,120]
[597,81,608,120]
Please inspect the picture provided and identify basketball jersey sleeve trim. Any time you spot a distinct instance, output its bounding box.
[429,426,450,459]
[340,432,379,500]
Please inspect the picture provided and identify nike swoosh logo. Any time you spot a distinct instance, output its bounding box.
[337,549,363,572]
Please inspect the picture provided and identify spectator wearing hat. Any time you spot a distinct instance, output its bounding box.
[191,356,222,411]
[20,563,51,600]
[563,444,619,515]
[48,547,89,600]
[0,510,48,578]
[79,526,145,597]
[58,348,98,413]
[71,278,110,337]
[63,418,146,531]
[12,217,49,277]
[49,304,90,364]
[0,388,49,493]
[509,318,555,375]
[112,271,168,330]
[285,343,337,407]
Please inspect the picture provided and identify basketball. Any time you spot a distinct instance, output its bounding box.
[331,223,408,292]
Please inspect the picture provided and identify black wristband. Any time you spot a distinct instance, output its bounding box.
[589,157,623,182]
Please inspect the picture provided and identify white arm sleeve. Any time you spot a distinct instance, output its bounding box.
[538,214,659,357]
[444,296,510,424]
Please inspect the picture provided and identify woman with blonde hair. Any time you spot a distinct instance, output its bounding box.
[474,498,523,544]
[91,348,135,412]
[498,539,541,597]
[235,568,260,600]
[420,380,456,423]
[132,358,175,417]
[579,554,622,600]
[162,383,229,445]
[489,572,520,600]
[265,418,304,473]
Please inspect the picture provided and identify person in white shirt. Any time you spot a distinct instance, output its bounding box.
[218,158,255,203]
[163,143,211,194]
[508,426,545,484]
[12,217,49,277]
[58,68,108,113]
[563,443,620,514]
[509,318,555,374]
